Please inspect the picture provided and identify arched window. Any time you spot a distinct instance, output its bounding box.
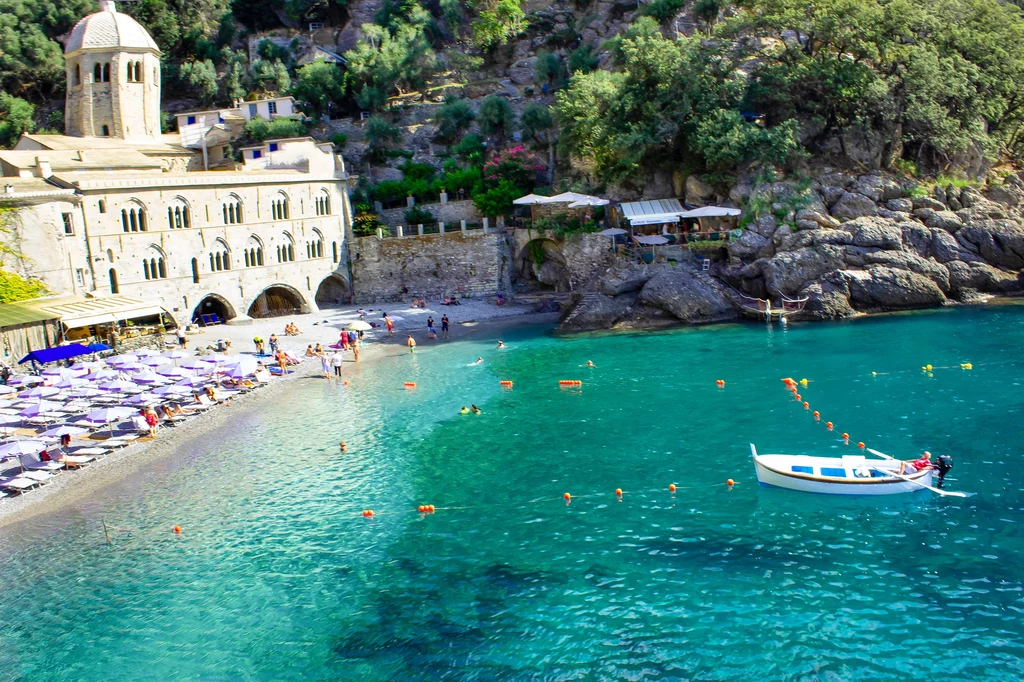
[98,199,106,214]
[316,191,332,216]
[244,250,250,267]
[158,258,166,278]
[308,229,324,259]
[332,241,338,263]
[102,63,110,82]
[244,237,263,268]
[134,62,142,82]
[143,260,151,280]
[192,258,200,284]
[210,239,231,271]
[288,243,294,261]
[121,209,129,232]
[94,63,102,82]
[222,198,243,225]
[127,62,134,82]
[215,252,222,270]
[167,199,190,229]
[138,209,147,231]
[74,64,81,86]
[129,210,137,231]
[109,268,119,294]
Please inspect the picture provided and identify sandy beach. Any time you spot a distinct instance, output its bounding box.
[0,299,556,528]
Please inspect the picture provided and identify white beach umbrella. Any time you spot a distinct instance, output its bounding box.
[567,197,610,208]
[0,385,16,395]
[157,366,193,378]
[225,356,259,378]
[596,228,626,237]
[152,385,191,397]
[54,377,89,389]
[84,406,137,425]
[68,387,103,398]
[0,440,48,458]
[98,379,139,392]
[141,356,172,368]
[347,321,373,331]
[115,362,145,372]
[175,376,211,388]
[18,400,65,417]
[635,235,669,245]
[179,359,213,371]
[131,370,166,384]
[41,367,84,378]
[20,386,61,399]
[512,193,550,205]
[105,353,139,366]
[86,369,122,381]
[40,425,89,438]
[0,415,21,425]
[70,360,103,371]
[162,350,192,360]
[122,393,158,406]
[133,348,161,358]
[8,376,44,386]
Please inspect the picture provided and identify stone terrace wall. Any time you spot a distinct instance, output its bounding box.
[349,231,512,303]
[378,199,481,227]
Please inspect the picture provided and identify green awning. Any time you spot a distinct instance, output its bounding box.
[0,301,59,329]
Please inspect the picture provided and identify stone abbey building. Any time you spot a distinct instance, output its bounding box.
[0,0,352,327]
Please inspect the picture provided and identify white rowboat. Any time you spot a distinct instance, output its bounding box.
[751,444,933,495]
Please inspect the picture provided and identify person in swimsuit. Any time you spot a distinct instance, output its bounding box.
[497,341,505,349]
[441,315,450,339]
[470,404,481,414]
[407,335,417,354]
[460,406,470,415]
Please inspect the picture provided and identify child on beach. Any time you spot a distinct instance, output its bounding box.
[407,335,417,353]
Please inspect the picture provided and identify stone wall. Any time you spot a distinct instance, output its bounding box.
[509,229,612,291]
[350,231,511,302]
[377,199,481,227]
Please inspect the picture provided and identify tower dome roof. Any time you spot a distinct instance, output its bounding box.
[65,5,159,55]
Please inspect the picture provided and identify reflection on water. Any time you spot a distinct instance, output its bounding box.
[1,305,1024,680]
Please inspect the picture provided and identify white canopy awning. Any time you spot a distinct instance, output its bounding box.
[678,206,742,218]
[26,296,167,329]
[619,198,741,225]
[627,212,685,226]
[513,193,550,205]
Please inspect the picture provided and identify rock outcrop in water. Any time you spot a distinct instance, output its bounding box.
[559,170,1024,331]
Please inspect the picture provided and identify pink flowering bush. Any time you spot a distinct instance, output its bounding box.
[482,145,545,190]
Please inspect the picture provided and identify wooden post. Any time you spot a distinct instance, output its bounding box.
[102,519,111,545]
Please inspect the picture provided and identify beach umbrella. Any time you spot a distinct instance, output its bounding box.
[0,385,16,395]
[162,350,192,361]
[152,385,191,397]
[21,386,61,398]
[113,362,145,372]
[0,440,48,458]
[122,393,158,406]
[225,356,259,378]
[132,348,160,358]
[131,370,166,384]
[41,367,79,377]
[597,227,626,237]
[18,400,65,418]
[0,415,21,425]
[40,425,89,438]
[104,353,139,366]
[347,321,373,331]
[567,197,610,209]
[175,376,211,388]
[54,377,89,389]
[70,360,103,371]
[141,356,171,367]
[512,193,550,205]
[98,379,139,392]
[68,387,103,398]
[84,406,137,425]
[8,376,44,386]
[85,343,112,353]
[157,366,193,378]
[180,359,214,371]
[86,369,122,381]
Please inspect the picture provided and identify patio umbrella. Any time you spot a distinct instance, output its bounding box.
[180,359,213,371]
[131,370,166,384]
[596,228,626,237]
[512,193,550,205]
[104,353,139,366]
[213,355,243,366]
[0,440,48,458]
[175,376,211,388]
[18,400,65,418]
[152,385,191,397]
[41,367,77,377]
[225,356,259,378]
[347,321,373,331]
[21,386,61,399]
[68,387,103,398]
[133,348,161,357]
[122,393,158,406]
[634,234,670,245]
[84,406,137,425]
[8,376,44,386]
[162,350,192,361]
[141,356,171,367]
[98,379,139,392]
[86,369,122,381]
[114,362,145,372]
[70,361,103,371]
[567,197,610,209]
[157,367,193,378]
[40,425,89,438]
[0,415,21,425]
[0,385,16,395]
[54,377,89,389]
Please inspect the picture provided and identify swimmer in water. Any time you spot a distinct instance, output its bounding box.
[496,341,505,348]
[470,404,481,414]
[460,406,470,415]
[339,440,347,452]
[472,357,483,365]
[586,360,596,367]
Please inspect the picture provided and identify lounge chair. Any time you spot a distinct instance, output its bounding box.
[0,476,40,494]
[19,453,64,473]
[60,450,97,468]
[19,470,53,485]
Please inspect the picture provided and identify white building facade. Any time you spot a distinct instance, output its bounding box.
[0,0,352,326]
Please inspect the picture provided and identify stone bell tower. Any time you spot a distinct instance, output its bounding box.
[63,0,162,142]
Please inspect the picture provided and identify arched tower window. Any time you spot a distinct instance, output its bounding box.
[143,246,167,280]
[222,197,243,225]
[94,63,102,82]
[73,64,81,86]
[244,236,264,268]
[315,190,332,216]
[307,229,324,259]
[127,62,134,82]
[102,63,110,82]
[191,258,200,284]
[167,199,191,229]
[210,239,231,271]
[134,62,142,82]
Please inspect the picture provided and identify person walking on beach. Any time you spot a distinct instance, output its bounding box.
[269,334,280,354]
[276,349,288,374]
[352,337,360,362]
[441,314,449,339]
[175,326,187,348]
[331,351,344,377]
[427,316,434,332]
[386,316,394,336]
[320,352,331,378]
[407,335,417,353]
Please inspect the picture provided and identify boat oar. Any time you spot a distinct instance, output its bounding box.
[866,449,968,498]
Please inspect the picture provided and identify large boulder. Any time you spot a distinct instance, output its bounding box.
[763,245,846,297]
[777,228,853,251]
[559,292,635,331]
[844,249,950,293]
[843,267,947,310]
[955,219,1024,269]
[959,187,984,208]
[798,276,856,319]
[637,267,738,324]
[843,216,904,249]
[923,210,964,233]
[912,196,946,211]
[930,229,983,263]
[854,174,903,202]
[794,207,841,231]
[729,230,769,260]
[831,192,878,220]
[749,213,778,238]
[985,184,1023,208]
[685,175,715,205]
[886,198,913,213]
[946,260,1024,294]
[598,266,654,296]
[901,224,933,258]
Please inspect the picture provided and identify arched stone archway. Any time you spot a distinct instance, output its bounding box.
[248,284,307,319]
[192,294,237,324]
[518,238,568,291]
[315,274,350,308]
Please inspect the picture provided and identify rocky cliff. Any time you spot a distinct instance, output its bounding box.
[560,170,1024,331]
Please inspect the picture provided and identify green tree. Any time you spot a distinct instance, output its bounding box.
[470,0,527,51]
[248,59,291,95]
[433,97,476,143]
[692,0,725,32]
[567,45,598,75]
[0,269,48,302]
[291,59,347,119]
[366,116,403,161]
[534,51,564,89]
[478,95,515,140]
[472,179,520,217]
[179,59,219,104]
[521,102,556,176]
[0,94,35,148]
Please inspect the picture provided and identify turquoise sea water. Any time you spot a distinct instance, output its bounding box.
[1,305,1024,680]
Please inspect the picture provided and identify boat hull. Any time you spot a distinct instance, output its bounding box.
[753,455,933,496]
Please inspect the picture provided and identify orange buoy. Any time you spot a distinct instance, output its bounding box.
[362,510,374,517]
[499,380,513,387]
[403,382,416,388]
[558,380,582,386]
[858,441,866,449]
[826,422,834,430]
[794,393,802,401]
[669,483,677,492]
[427,505,435,513]
[716,379,725,386]
[615,488,623,496]
[726,479,735,486]
[173,525,181,534]
[417,505,425,513]
[813,411,820,418]
[841,432,849,440]
[803,402,809,409]
[564,492,571,501]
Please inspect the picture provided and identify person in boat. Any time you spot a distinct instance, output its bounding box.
[911,451,934,471]
[934,454,954,488]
